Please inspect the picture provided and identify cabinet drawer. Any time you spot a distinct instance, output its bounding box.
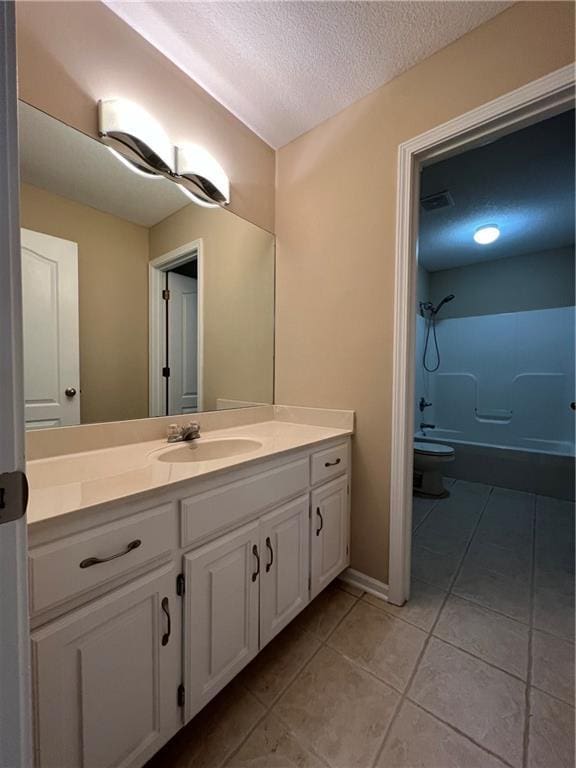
[181,458,309,548]
[311,442,349,486]
[29,504,177,615]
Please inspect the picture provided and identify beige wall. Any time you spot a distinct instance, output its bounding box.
[150,205,275,411]
[429,247,575,319]
[275,2,575,583]
[16,1,275,233]
[20,183,150,425]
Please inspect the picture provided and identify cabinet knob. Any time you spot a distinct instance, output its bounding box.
[65,387,77,398]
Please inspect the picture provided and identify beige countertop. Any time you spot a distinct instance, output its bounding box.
[27,419,352,527]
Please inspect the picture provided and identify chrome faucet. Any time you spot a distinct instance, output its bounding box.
[419,397,432,412]
[167,421,201,443]
[420,422,435,430]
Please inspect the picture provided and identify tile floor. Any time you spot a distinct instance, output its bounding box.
[146,480,574,768]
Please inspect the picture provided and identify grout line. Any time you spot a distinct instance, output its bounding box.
[522,493,538,768]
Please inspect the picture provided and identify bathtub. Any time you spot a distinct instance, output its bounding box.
[415,431,575,501]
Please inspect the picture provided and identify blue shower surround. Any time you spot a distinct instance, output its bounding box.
[415,307,575,499]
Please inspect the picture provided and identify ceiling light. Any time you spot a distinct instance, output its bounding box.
[98,99,175,174]
[105,147,164,180]
[176,145,230,206]
[473,225,500,245]
[177,184,219,208]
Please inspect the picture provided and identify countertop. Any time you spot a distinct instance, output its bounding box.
[27,420,352,527]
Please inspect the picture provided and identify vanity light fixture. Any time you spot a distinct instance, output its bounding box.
[175,144,230,206]
[177,184,220,209]
[98,99,175,175]
[473,224,500,245]
[105,147,164,180]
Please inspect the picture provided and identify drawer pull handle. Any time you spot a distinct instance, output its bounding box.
[79,539,142,569]
[161,597,171,646]
[324,458,341,467]
[265,536,274,573]
[251,544,260,582]
[316,507,324,536]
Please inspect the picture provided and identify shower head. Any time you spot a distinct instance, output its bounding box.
[433,294,455,314]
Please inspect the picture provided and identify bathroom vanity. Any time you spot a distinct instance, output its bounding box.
[26,409,353,768]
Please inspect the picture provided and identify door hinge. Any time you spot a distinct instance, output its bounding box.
[176,573,185,597]
[308,575,311,592]
[177,684,185,708]
[0,471,29,526]
[162,289,171,301]
[162,366,171,378]
[347,484,350,496]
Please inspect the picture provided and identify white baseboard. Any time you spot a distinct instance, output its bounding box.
[340,568,389,602]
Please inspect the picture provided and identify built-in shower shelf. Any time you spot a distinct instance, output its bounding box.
[474,409,512,422]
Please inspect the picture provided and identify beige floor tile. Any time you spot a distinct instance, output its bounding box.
[291,584,356,641]
[409,638,525,767]
[225,713,327,768]
[533,585,575,640]
[274,645,399,768]
[412,544,463,590]
[453,561,531,623]
[376,701,508,768]
[531,630,575,705]
[434,595,529,678]
[145,681,265,768]
[239,624,321,707]
[364,579,445,632]
[528,688,575,768]
[335,578,364,598]
[412,497,437,530]
[328,601,426,691]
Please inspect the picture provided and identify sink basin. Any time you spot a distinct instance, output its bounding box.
[153,438,263,463]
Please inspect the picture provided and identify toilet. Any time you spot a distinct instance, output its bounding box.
[413,441,455,498]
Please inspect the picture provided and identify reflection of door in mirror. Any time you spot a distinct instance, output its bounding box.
[21,228,80,429]
[167,267,198,415]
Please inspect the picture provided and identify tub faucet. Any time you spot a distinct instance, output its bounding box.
[420,422,435,430]
[167,422,201,443]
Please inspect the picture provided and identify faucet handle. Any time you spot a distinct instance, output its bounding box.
[167,424,181,440]
[187,421,201,437]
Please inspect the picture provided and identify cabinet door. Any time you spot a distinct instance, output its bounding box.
[32,564,181,768]
[183,521,260,721]
[260,495,310,646]
[310,476,349,599]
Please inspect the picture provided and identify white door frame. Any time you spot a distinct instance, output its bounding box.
[0,2,32,765]
[388,64,575,606]
[149,239,204,416]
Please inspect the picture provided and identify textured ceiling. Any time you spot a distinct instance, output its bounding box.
[19,102,189,227]
[104,1,512,148]
[419,109,576,272]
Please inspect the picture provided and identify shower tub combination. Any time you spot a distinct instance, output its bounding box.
[415,306,575,500]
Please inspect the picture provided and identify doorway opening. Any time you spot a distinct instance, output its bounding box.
[149,239,204,417]
[388,65,575,607]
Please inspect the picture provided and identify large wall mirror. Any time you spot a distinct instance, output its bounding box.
[18,102,275,430]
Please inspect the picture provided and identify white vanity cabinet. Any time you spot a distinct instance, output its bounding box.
[310,476,349,599]
[31,564,181,768]
[29,435,351,768]
[259,494,310,645]
[182,521,261,720]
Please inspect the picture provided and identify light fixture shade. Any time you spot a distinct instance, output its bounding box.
[175,144,230,205]
[473,225,500,245]
[98,99,175,174]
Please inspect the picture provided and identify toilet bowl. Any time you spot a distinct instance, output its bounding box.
[413,441,455,498]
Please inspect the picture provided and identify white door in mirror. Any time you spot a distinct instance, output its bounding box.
[21,228,80,428]
[168,271,198,414]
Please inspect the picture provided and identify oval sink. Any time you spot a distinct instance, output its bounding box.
[153,438,263,463]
